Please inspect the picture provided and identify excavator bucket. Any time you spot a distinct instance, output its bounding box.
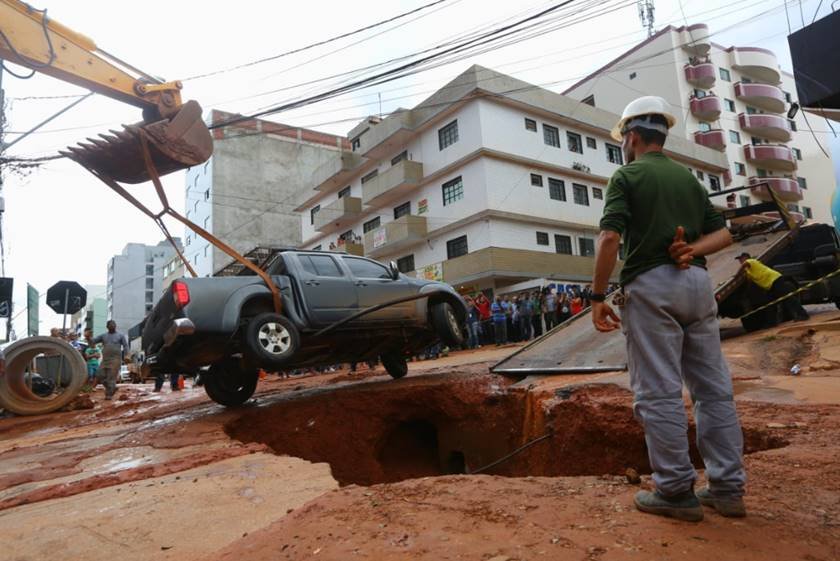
[60,100,213,183]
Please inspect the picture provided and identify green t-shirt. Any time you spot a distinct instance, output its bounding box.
[600,152,726,286]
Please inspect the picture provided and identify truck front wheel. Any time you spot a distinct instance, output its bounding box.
[243,313,300,369]
[204,359,258,407]
[381,353,408,379]
[431,302,465,347]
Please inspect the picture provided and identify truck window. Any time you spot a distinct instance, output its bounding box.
[344,257,391,279]
[300,254,344,277]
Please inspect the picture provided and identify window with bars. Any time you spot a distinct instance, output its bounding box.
[567,131,583,154]
[446,235,468,259]
[696,170,705,181]
[586,136,597,149]
[606,143,623,165]
[572,184,589,206]
[543,124,560,147]
[709,175,721,191]
[361,169,379,184]
[442,176,464,206]
[578,238,595,257]
[554,234,572,255]
[145,264,154,276]
[363,217,381,233]
[548,178,566,201]
[393,201,411,220]
[530,173,544,187]
[338,186,351,198]
[536,231,549,246]
[739,195,750,207]
[396,254,415,273]
[390,150,407,166]
[310,205,320,225]
[592,187,603,200]
[438,120,459,150]
[524,118,537,131]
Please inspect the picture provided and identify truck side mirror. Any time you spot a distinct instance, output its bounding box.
[388,261,400,280]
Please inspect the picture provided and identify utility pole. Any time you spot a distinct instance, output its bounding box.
[637,0,655,37]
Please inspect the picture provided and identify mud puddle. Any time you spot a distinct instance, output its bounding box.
[225,373,787,486]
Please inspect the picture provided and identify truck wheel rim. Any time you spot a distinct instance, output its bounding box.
[446,308,462,337]
[258,323,291,355]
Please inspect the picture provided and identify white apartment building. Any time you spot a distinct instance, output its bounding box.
[564,23,836,225]
[295,65,732,296]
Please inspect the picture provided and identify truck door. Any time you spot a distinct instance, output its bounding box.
[294,254,358,327]
[341,256,415,322]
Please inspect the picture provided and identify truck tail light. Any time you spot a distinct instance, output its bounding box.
[172,280,190,309]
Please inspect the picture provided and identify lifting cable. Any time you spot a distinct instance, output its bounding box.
[737,265,840,320]
[467,429,554,475]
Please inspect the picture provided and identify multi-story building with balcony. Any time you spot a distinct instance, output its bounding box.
[564,23,837,224]
[295,65,733,296]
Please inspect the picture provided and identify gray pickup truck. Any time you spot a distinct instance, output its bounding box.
[142,250,466,406]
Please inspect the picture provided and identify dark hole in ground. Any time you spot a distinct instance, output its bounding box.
[224,374,788,486]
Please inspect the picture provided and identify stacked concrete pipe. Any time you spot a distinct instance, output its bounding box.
[0,336,87,415]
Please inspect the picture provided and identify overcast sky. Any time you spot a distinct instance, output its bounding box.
[2,0,837,336]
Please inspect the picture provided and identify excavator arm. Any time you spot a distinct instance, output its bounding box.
[0,0,183,119]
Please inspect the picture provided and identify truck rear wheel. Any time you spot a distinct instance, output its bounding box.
[204,359,258,407]
[243,313,299,369]
[381,353,408,379]
[431,302,465,347]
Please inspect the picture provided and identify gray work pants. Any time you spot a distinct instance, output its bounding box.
[622,265,746,498]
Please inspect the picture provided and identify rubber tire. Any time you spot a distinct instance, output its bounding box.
[740,305,781,333]
[835,300,840,311]
[381,353,408,379]
[0,336,87,416]
[203,359,258,407]
[431,302,465,347]
[243,313,300,369]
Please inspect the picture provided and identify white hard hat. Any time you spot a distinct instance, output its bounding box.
[610,96,677,141]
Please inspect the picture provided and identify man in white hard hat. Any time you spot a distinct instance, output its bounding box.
[590,96,746,522]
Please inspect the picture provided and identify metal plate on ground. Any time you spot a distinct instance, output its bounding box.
[491,225,796,376]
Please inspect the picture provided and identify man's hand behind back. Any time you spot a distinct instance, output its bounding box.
[668,226,695,269]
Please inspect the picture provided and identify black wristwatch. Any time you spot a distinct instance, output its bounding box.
[590,293,606,302]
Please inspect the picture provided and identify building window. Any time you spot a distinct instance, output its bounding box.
[696,170,705,181]
[698,122,711,132]
[446,235,468,259]
[579,238,595,257]
[543,124,560,147]
[582,94,595,106]
[351,136,361,151]
[784,91,792,103]
[746,106,757,115]
[592,187,603,200]
[530,173,544,187]
[554,234,572,255]
[146,303,154,313]
[734,162,746,176]
[586,136,597,149]
[339,230,353,241]
[145,264,154,276]
[438,120,459,150]
[724,98,736,112]
[145,278,154,290]
[363,217,381,233]
[756,168,767,177]
[396,254,415,273]
[719,68,731,81]
[792,147,802,160]
[803,207,813,219]
[524,118,537,131]
[442,176,464,206]
[629,72,637,80]
[338,185,351,199]
[709,175,721,191]
[361,169,379,184]
[548,178,566,201]
[390,150,407,166]
[606,143,623,165]
[145,290,154,303]
[797,177,807,190]
[740,195,750,207]
[789,119,797,131]
[310,205,320,225]
[393,201,411,220]
[788,203,800,213]
[567,131,583,153]
[729,130,741,144]
[572,184,589,206]
[536,231,549,246]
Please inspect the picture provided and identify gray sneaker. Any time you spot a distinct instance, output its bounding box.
[696,487,746,518]
[634,490,704,522]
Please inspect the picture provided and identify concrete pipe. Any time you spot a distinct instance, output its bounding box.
[0,336,87,416]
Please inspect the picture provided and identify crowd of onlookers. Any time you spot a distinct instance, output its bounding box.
[462,284,619,348]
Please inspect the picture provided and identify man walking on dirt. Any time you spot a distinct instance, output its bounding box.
[590,96,746,522]
[737,252,809,322]
[93,320,129,400]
